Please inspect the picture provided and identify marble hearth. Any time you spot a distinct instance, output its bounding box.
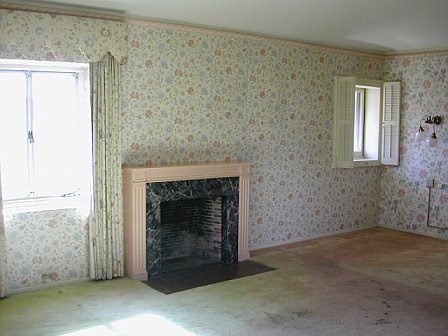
[123,161,252,281]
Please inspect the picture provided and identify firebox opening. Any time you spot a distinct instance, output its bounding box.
[161,197,222,273]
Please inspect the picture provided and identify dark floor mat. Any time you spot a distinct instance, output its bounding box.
[144,260,276,294]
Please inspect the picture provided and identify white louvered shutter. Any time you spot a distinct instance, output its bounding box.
[381,81,400,165]
[333,76,355,168]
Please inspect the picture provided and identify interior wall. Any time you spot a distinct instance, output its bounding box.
[2,8,385,292]
[121,23,383,250]
[380,55,448,237]
[4,209,89,291]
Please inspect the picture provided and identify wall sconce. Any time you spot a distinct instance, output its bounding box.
[415,115,442,147]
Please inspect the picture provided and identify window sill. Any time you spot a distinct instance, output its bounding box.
[3,195,90,216]
[354,159,380,167]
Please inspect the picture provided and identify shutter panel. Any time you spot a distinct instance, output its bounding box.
[333,76,355,168]
[381,81,400,166]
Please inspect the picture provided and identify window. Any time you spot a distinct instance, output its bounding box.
[353,88,365,158]
[333,76,400,168]
[0,59,91,212]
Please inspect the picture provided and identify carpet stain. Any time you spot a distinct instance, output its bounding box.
[375,318,392,325]
[265,308,315,326]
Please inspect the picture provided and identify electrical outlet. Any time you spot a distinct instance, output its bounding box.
[426,178,434,188]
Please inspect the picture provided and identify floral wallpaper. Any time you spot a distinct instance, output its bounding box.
[380,55,448,237]
[4,209,89,291]
[1,8,446,293]
[120,24,383,249]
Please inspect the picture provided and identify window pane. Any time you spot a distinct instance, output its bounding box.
[0,72,29,199]
[353,90,364,154]
[32,72,80,197]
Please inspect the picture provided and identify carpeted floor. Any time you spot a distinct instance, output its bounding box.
[1,227,447,336]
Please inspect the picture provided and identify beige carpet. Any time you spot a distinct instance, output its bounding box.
[1,227,447,336]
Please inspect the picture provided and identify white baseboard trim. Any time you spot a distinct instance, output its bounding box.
[378,225,448,241]
[250,224,377,253]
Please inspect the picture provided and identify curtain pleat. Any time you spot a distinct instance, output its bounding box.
[0,168,9,298]
[89,52,124,280]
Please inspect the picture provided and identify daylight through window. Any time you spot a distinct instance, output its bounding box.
[353,88,365,158]
[0,60,91,208]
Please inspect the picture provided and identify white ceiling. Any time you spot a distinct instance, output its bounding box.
[6,0,448,54]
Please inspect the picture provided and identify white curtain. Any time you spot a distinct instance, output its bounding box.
[89,52,124,280]
[0,168,9,298]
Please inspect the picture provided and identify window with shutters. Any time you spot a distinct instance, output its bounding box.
[333,76,400,168]
[0,59,91,213]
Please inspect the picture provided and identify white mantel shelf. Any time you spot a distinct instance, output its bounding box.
[122,161,253,281]
[123,161,252,183]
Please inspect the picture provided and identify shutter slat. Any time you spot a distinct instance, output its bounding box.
[381,82,400,165]
[333,77,355,168]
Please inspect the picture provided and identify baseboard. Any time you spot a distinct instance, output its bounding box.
[378,225,448,241]
[9,277,91,295]
[250,224,377,256]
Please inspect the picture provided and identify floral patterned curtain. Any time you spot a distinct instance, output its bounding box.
[0,168,8,298]
[0,8,128,64]
[89,52,124,279]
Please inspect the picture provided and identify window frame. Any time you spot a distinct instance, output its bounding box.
[333,76,400,168]
[0,59,91,214]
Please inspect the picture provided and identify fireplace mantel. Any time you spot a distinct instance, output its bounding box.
[122,161,252,280]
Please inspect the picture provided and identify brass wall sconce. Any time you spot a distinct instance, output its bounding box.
[415,115,442,147]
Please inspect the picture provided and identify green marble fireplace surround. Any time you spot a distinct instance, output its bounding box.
[146,177,239,277]
[122,162,252,280]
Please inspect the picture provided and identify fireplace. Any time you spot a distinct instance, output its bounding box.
[160,197,223,272]
[146,177,239,276]
[122,162,252,280]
